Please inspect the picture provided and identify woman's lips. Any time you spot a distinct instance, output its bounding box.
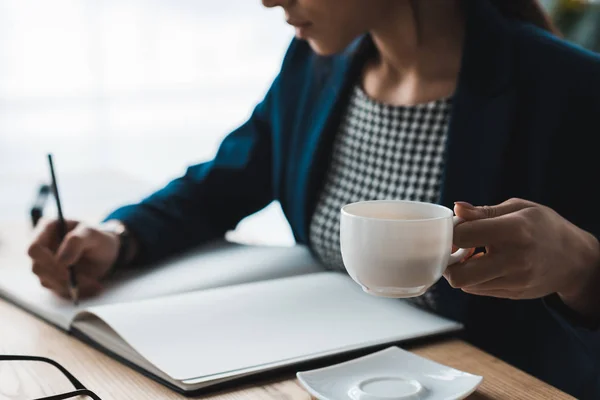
[286,18,312,28]
[286,18,312,38]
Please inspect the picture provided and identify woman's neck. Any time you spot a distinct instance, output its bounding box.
[363,0,465,105]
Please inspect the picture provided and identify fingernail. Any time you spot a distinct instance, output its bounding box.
[454,201,475,209]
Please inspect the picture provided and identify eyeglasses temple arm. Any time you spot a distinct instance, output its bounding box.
[0,355,86,389]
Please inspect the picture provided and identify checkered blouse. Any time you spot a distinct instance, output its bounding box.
[308,84,452,309]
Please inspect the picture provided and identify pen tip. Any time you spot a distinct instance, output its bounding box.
[69,287,80,306]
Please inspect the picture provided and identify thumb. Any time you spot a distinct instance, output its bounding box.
[55,226,93,268]
[454,198,537,221]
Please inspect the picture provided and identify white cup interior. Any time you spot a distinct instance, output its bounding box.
[341,200,452,222]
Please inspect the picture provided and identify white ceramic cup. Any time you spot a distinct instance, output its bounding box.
[340,200,469,298]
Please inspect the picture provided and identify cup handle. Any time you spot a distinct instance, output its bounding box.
[447,216,470,266]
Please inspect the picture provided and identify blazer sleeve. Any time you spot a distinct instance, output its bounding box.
[541,75,600,363]
[544,294,600,358]
[104,75,280,265]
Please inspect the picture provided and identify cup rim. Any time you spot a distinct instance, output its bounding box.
[340,200,453,222]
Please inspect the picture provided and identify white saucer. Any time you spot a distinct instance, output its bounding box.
[297,347,482,400]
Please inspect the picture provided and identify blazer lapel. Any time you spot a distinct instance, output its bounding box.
[439,0,518,208]
[290,38,372,243]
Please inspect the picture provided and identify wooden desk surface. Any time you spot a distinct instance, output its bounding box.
[0,298,573,400]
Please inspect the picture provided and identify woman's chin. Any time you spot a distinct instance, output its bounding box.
[306,38,349,56]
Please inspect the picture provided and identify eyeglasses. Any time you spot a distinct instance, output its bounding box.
[0,355,102,400]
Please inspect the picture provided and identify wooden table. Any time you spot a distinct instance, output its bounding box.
[0,298,573,400]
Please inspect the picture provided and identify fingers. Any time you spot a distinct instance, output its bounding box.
[35,259,103,299]
[40,273,104,300]
[451,245,476,263]
[29,219,103,300]
[452,200,535,249]
[460,288,519,299]
[454,198,537,221]
[28,219,79,257]
[30,241,70,291]
[453,214,519,248]
[55,225,93,269]
[444,253,504,288]
[461,247,475,261]
[449,198,544,301]
[28,220,58,259]
[445,253,533,300]
[32,254,68,283]
[459,276,521,291]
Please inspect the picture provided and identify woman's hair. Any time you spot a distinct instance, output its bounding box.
[487,0,561,35]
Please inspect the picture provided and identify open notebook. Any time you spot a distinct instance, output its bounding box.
[0,240,462,394]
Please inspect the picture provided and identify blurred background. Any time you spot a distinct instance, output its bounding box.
[542,0,600,51]
[0,0,599,246]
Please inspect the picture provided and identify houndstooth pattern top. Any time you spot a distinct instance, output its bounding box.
[308,84,452,310]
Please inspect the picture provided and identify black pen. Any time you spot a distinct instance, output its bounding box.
[48,154,79,306]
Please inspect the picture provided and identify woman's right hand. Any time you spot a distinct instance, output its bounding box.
[27,219,121,299]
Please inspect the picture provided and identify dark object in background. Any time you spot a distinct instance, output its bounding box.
[546,0,600,53]
[30,184,51,228]
[490,0,561,34]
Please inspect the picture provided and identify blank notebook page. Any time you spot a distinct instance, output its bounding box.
[0,241,323,329]
[80,272,460,381]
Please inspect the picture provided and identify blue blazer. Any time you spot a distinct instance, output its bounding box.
[107,0,600,396]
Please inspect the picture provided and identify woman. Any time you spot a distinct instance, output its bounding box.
[27,0,600,397]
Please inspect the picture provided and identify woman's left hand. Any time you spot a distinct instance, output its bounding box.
[444,198,600,317]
